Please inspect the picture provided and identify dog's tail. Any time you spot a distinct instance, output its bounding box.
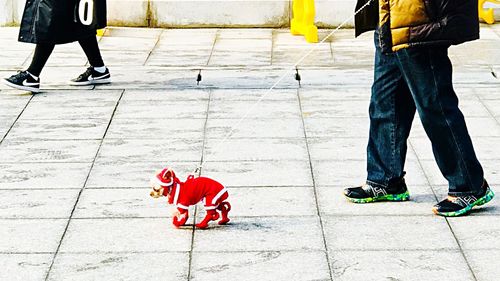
[218,202,231,212]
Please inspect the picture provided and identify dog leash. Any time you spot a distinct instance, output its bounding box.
[193,0,375,175]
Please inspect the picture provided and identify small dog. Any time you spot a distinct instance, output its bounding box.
[150,167,231,229]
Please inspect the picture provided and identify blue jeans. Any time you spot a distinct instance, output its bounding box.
[367,31,484,196]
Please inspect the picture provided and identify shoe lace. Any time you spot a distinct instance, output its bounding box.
[12,70,28,79]
[78,67,94,80]
[362,184,387,197]
[447,195,477,207]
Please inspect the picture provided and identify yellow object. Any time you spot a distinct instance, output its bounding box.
[479,0,500,24]
[96,29,105,37]
[291,0,319,43]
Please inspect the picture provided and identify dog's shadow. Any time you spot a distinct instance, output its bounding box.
[176,222,235,230]
[176,221,272,231]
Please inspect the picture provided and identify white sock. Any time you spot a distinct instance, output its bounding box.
[94,66,107,73]
[26,71,38,80]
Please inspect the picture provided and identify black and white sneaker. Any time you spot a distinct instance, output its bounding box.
[433,180,495,217]
[2,71,41,93]
[344,176,410,203]
[70,67,111,86]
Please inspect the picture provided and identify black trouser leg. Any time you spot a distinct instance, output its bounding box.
[27,43,55,77]
[78,35,105,67]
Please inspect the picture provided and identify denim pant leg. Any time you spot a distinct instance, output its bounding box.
[367,32,416,186]
[395,46,484,195]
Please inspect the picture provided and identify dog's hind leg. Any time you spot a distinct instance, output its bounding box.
[217,202,231,225]
[196,210,219,229]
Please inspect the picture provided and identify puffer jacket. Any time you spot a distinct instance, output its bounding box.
[354,0,480,53]
[19,0,106,44]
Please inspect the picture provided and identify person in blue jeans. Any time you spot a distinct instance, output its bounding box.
[344,0,494,216]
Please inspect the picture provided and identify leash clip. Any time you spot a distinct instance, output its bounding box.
[193,165,202,175]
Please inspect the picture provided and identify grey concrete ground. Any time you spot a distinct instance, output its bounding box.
[0,25,499,281]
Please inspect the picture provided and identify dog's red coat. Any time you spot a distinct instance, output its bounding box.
[154,168,231,229]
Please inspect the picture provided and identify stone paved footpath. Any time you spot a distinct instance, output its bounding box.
[0,25,500,281]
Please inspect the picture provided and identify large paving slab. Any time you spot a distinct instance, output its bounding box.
[329,250,474,281]
[204,138,309,161]
[6,118,109,140]
[106,117,206,139]
[311,159,429,187]
[193,217,324,252]
[464,249,500,281]
[72,188,169,218]
[190,251,330,281]
[96,138,204,162]
[323,215,458,251]
[113,99,208,119]
[0,189,79,218]
[202,160,313,187]
[0,139,101,163]
[0,219,67,253]
[47,252,189,281]
[1,254,52,281]
[226,186,317,217]
[447,216,500,250]
[19,101,117,120]
[0,162,92,189]
[205,117,305,139]
[59,218,192,253]
[303,117,370,138]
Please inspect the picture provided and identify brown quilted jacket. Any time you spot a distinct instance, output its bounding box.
[354,0,480,53]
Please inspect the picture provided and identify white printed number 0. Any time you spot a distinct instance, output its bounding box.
[78,0,94,26]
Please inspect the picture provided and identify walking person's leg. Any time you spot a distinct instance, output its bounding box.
[79,35,105,68]
[344,31,416,203]
[71,35,111,86]
[27,43,56,77]
[395,46,494,216]
[2,43,55,93]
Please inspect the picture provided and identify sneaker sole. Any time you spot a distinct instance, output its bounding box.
[344,191,410,204]
[433,188,495,217]
[2,79,41,93]
[70,78,111,86]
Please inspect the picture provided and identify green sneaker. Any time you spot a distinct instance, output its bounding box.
[433,181,495,217]
[343,177,410,203]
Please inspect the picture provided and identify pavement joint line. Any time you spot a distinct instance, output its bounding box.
[0,161,92,164]
[1,252,56,255]
[270,29,276,65]
[0,94,34,146]
[8,213,499,220]
[142,29,164,66]
[186,88,213,281]
[1,248,478,255]
[12,83,500,91]
[82,185,316,189]
[297,88,334,281]
[329,40,334,59]
[0,249,333,255]
[4,138,109,141]
[204,30,219,67]
[477,90,500,130]
[43,89,125,281]
[408,140,479,281]
[0,214,453,219]
[3,64,500,71]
